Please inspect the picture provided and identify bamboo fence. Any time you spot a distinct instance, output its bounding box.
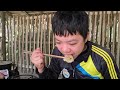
[0,11,120,74]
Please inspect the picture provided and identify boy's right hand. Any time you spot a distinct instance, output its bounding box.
[30,48,45,73]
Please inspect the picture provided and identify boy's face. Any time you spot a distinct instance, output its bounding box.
[55,33,88,60]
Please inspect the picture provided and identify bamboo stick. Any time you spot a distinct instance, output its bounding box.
[98,11,102,45]
[23,16,26,73]
[88,11,92,41]
[93,11,97,43]
[29,16,33,73]
[26,16,29,73]
[10,16,14,62]
[18,16,20,68]
[19,16,22,73]
[13,16,16,64]
[48,14,51,65]
[102,11,106,47]
[106,11,111,49]
[112,11,117,56]
[37,15,40,48]
[7,17,11,61]
[21,16,25,73]
[117,11,120,69]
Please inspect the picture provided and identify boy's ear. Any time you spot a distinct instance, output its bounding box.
[85,32,90,43]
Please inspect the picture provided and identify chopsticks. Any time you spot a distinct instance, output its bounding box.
[23,51,65,59]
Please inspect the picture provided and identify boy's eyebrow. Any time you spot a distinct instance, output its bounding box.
[67,40,78,42]
[55,39,78,42]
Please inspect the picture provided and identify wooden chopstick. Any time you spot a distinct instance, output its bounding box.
[23,51,65,59]
[43,54,65,59]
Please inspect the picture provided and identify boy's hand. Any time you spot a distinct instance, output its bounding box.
[30,48,45,73]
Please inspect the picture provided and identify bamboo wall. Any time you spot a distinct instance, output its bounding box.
[0,11,120,74]
[5,13,55,74]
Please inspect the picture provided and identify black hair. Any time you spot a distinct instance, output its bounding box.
[52,11,89,40]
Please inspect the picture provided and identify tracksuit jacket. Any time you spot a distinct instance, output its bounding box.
[36,41,120,79]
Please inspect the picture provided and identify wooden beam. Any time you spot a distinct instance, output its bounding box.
[22,11,30,16]
[5,11,13,17]
[26,11,56,15]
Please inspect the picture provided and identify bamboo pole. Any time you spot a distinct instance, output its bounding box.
[88,11,93,41]
[1,12,6,61]
[90,12,94,42]
[33,16,37,73]
[30,16,36,73]
[27,16,31,73]
[93,12,97,43]
[25,16,29,73]
[12,16,15,63]
[112,11,117,56]
[48,14,52,65]
[29,16,33,73]
[117,11,120,69]
[6,16,10,61]
[40,15,43,52]
[19,16,22,73]
[22,16,25,73]
[37,15,40,48]
[17,16,20,68]
[97,11,102,45]
[43,14,47,65]
[101,11,106,47]
[33,16,36,50]
[106,11,111,49]
[52,13,55,49]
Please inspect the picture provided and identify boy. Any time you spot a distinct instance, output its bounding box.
[30,11,120,79]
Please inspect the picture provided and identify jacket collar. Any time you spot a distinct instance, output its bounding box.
[71,41,92,68]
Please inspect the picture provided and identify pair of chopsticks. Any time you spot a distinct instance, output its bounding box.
[23,51,65,59]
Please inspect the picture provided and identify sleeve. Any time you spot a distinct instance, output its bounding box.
[101,51,120,79]
[36,47,62,79]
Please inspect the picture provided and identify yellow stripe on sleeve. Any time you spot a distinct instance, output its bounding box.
[92,45,118,79]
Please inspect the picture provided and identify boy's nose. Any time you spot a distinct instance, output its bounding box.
[61,46,71,53]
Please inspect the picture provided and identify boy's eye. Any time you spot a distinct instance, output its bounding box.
[69,43,77,45]
[56,42,61,44]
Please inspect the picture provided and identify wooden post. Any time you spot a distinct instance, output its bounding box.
[1,11,6,61]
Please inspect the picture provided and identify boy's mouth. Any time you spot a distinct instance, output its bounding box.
[64,54,74,58]
[63,55,74,63]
